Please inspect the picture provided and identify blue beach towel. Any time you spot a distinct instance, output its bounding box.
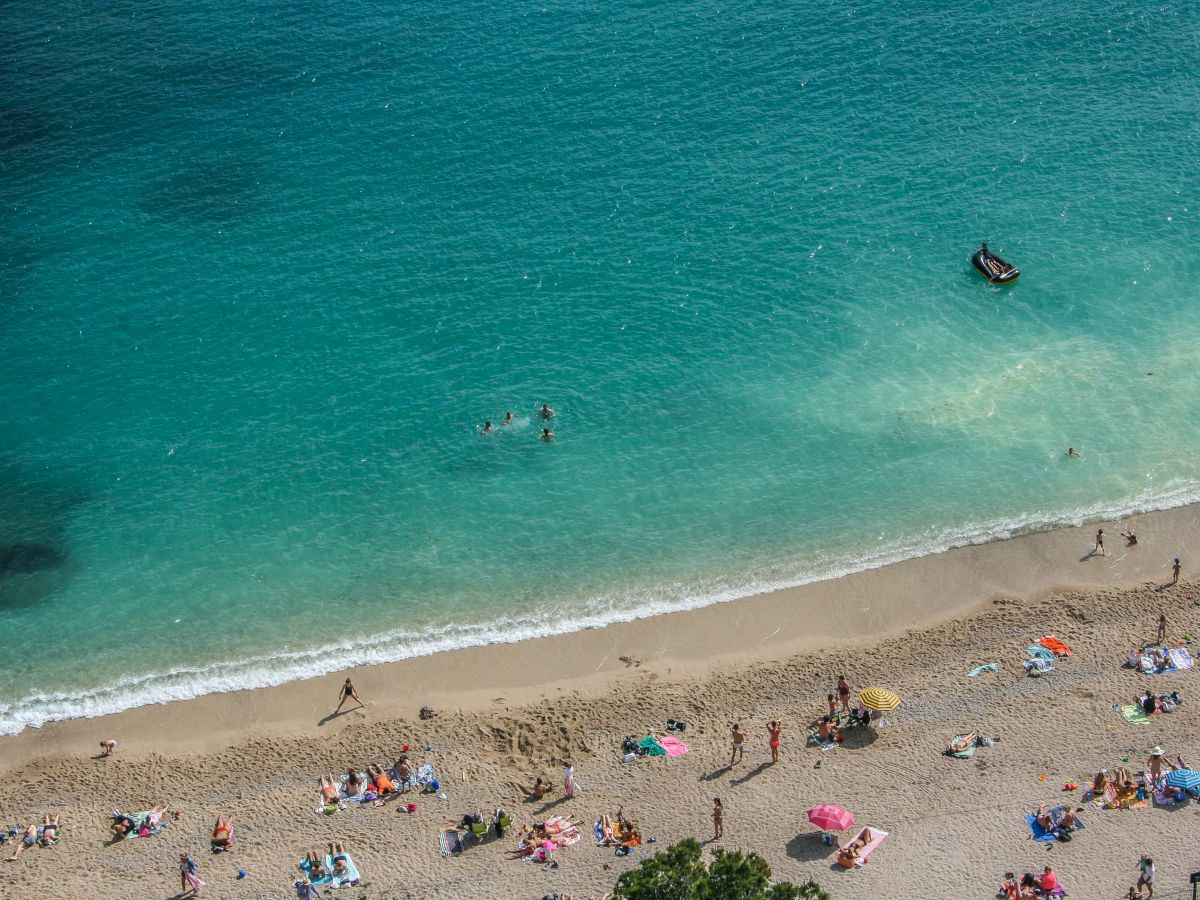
[1026,646,1055,661]
[298,857,332,886]
[327,853,362,888]
[968,663,1000,677]
[1025,809,1084,843]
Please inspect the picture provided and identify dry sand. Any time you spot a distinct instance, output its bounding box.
[2,505,1199,898]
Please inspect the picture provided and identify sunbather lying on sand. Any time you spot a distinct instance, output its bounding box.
[4,823,39,861]
[211,815,235,849]
[320,773,339,803]
[367,764,396,795]
[344,769,363,795]
[328,842,358,883]
[393,756,414,785]
[38,814,61,847]
[304,849,329,879]
[837,832,869,866]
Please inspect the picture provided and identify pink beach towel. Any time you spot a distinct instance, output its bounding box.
[658,736,690,757]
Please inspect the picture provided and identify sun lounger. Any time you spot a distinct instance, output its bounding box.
[838,827,886,867]
[1038,636,1072,657]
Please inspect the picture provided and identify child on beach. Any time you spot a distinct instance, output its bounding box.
[827,693,836,718]
[767,720,782,764]
[99,739,117,756]
[1157,613,1167,645]
[712,798,723,840]
[836,675,852,714]
[729,724,745,767]
[179,854,204,896]
[1095,529,1105,556]
[1172,558,1182,584]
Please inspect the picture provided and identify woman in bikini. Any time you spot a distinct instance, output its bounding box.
[711,798,724,840]
[320,772,341,804]
[304,850,329,879]
[344,769,363,795]
[836,675,852,715]
[37,814,61,848]
[767,720,782,764]
[210,815,235,850]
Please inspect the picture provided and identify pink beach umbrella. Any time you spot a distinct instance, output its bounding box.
[807,804,855,833]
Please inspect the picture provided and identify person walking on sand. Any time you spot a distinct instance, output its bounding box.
[180,853,205,896]
[836,674,852,715]
[100,739,117,756]
[1157,614,1167,645]
[1136,855,1155,897]
[562,764,577,798]
[767,720,782,764]
[712,798,724,840]
[334,677,363,714]
[1172,557,1182,584]
[729,723,745,767]
[1094,529,1105,556]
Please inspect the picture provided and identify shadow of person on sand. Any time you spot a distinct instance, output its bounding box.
[699,767,729,782]
[730,762,771,786]
[534,796,571,814]
[317,708,361,727]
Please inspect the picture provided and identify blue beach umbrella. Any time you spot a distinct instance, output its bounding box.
[1165,769,1200,791]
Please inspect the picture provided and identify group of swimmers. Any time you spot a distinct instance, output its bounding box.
[480,404,556,441]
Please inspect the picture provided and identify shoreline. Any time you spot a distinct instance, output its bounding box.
[3,501,1197,768]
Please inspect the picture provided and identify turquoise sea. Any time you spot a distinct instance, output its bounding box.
[1,0,1197,733]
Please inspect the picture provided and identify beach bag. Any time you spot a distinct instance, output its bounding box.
[622,737,637,755]
[1055,830,1072,842]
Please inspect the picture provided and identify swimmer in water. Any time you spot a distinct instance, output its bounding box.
[480,421,494,435]
[540,404,555,420]
[1066,447,1081,458]
[501,412,515,427]
[540,428,555,442]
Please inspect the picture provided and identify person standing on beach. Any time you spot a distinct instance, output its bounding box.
[1157,614,1167,645]
[1094,529,1105,556]
[836,675,852,715]
[1136,855,1155,897]
[180,853,205,896]
[711,798,724,840]
[1172,557,1182,584]
[767,720,782,764]
[563,764,577,798]
[729,724,745,767]
[335,678,363,714]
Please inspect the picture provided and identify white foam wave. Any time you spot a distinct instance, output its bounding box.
[2,481,1198,736]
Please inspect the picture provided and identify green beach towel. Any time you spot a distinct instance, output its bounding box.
[1120,704,1149,725]
[638,736,666,757]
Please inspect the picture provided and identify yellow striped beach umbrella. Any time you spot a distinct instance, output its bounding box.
[858,687,901,712]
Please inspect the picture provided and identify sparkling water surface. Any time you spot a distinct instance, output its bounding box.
[1,0,1197,732]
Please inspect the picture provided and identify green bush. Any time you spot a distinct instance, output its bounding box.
[612,838,828,900]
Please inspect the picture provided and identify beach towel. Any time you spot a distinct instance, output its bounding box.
[840,827,887,867]
[808,732,838,751]
[1119,704,1150,725]
[1154,787,1186,807]
[1088,784,1117,809]
[298,857,332,886]
[1025,809,1084,842]
[1039,636,1072,657]
[1169,648,1194,670]
[946,733,982,759]
[1026,645,1055,661]
[1024,658,1054,676]
[637,736,666,757]
[968,663,1000,677]
[124,812,168,840]
[439,828,464,857]
[658,736,689,757]
[327,853,362,888]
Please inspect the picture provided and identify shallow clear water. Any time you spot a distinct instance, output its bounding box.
[1,0,1197,733]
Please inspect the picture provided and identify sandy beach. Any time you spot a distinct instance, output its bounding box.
[2,504,1200,898]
